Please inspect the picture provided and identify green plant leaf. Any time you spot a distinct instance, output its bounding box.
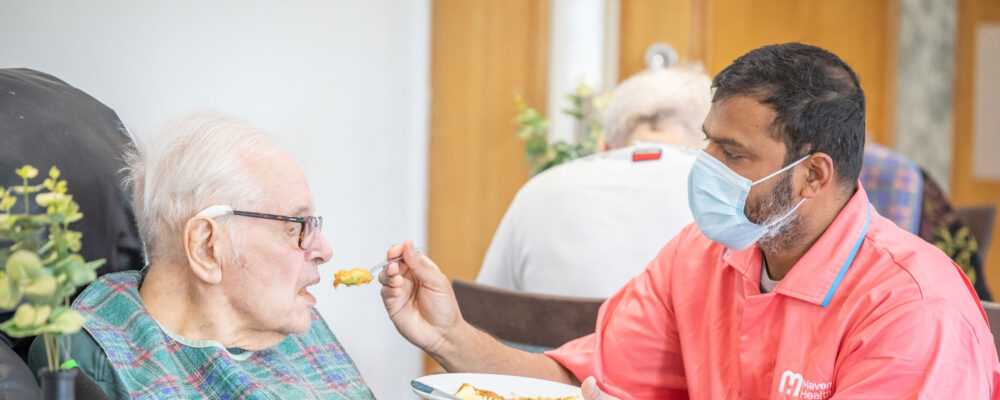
[14,165,38,180]
[63,230,82,252]
[10,303,48,329]
[591,92,611,109]
[8,184,44,194]
[65,212,83,224]
[0,272,22,309]
[525,136,548,159]
[6,250,42,283]
[43,306,85,334]
[35,192,63,207]
[84,258,106,272]
[66,259,99,287]
[0,318,40,337]
[22,274,57,304]
[0,196,15,212]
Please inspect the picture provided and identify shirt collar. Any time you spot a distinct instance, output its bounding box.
[722,183,872,306]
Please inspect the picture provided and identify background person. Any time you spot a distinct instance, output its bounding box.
[477,66,711,298]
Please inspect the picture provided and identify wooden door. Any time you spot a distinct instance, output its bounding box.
[618,0,703,80]
[952,0,1000,295]
[428,0,549,283]
[427,0,549,374]
[618,0,898,146]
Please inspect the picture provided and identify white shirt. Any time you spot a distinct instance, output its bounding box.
[759,259,780,293]
[476,143,697,298]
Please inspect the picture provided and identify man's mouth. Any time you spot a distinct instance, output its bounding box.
[298,280,319,303]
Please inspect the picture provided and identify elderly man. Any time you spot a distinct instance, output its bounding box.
[382,43,1000,399]
[477,66,711,298]
[29,114,374,399]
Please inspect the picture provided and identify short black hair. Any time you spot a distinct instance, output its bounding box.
[712,43,865,189]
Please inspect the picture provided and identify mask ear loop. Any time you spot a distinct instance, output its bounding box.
[763,197,807,229]
[751,154,811,185]
[757,154,812,229]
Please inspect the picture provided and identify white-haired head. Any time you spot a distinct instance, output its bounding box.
[124,112,281,263]
[602,65,712,149]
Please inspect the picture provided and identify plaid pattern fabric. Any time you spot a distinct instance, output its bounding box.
[74,271,375,399]
[860,143,923,234]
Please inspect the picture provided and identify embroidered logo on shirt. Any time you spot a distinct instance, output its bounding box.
[632,148,662,162]
[778,370,833,399]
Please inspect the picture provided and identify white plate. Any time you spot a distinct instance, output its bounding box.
[412,373,581,400]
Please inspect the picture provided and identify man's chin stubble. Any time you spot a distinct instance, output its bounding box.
[757,214,803,254]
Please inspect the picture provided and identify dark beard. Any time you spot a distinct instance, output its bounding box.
[744,171,803,253]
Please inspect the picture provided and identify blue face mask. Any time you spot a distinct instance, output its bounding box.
[687,151,810,250]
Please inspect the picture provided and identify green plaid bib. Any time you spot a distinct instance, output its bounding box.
[74,271,375,399]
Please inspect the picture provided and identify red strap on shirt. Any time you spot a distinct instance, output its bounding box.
[632,148,662,162]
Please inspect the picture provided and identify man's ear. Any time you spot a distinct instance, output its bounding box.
[800,152,835,199]
[184,217,225,285]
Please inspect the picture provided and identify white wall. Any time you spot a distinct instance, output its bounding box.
[0,1,429,398]
[546,0,609,144]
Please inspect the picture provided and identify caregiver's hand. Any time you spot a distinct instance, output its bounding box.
[379,239,464,354]
[380,239,582,382]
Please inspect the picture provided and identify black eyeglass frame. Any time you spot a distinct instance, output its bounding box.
[228,210,323,250]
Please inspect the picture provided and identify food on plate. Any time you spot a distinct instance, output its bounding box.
[453,383,580,400]
[332,268,374,289]
[455,383,505,400]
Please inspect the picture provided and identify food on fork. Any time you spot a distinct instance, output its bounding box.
[453,383,580,400]
[332,268,374,289]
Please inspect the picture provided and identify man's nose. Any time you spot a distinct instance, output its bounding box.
[308,230,333,264]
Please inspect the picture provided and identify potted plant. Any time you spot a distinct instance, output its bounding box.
[515,83,608,175]
[0,165,104,400]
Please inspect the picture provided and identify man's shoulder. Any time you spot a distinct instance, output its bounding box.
[76,270,142,302]
[646,223,721,272]
[861,214,968,299]
[73,270,143,318]
[842,214,985,332]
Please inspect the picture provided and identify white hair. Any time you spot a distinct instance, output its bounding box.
[123,112,281,263]
[602,64,712,148]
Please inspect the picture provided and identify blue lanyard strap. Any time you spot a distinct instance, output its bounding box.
[820,204,871,307]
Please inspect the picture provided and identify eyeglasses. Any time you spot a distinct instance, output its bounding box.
[195,205,323,250]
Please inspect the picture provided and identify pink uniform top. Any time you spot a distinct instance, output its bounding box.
[547,186,1000,399]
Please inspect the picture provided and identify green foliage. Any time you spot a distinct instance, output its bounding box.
[934,225,979,284]
[0,165,105,371]
[514,83,610,175]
